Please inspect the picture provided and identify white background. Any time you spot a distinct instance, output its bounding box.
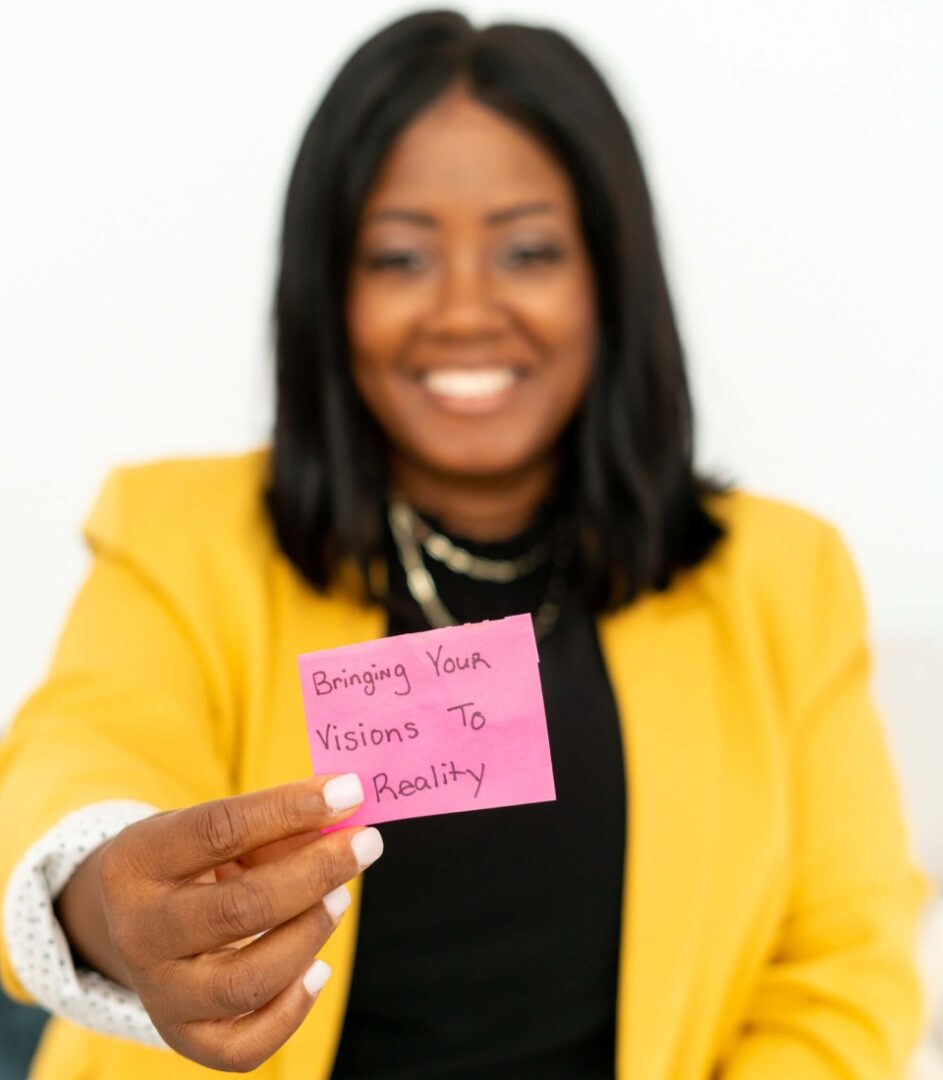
[2,2,941,870]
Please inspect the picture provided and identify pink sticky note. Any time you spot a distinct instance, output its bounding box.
[297,614,555,826]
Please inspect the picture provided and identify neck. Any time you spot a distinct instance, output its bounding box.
[390,455,558,542]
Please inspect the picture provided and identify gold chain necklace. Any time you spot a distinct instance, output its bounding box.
[388,499,572,641]
[411,513,551,583]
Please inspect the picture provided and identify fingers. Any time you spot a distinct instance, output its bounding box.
[163,826,382,956]
[166,961,331,1073]
[155,885,351,1022]
[137,774,366,880]
[235,829,322,870]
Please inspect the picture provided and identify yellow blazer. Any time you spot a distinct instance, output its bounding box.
[0,452,928,1079]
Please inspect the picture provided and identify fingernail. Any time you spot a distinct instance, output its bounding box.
[323,773,364,812]
[322,884,351,922]
[351,827,384,870]
[303,958,332,996]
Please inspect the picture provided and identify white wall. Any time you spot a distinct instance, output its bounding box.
[2,1,941,867]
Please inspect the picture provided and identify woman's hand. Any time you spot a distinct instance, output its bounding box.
[55,775,382,1071]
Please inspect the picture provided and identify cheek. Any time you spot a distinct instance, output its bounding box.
[346,285,424,442]
[347,282,414,375]
[516,272,597,376]
[347,291,399,384]
[514,247,595,326]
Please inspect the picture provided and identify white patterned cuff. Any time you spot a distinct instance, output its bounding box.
[2,800,168,1047]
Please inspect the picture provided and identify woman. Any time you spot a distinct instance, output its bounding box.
[0,10,928,1078]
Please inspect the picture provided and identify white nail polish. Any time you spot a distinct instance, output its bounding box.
[322,884,351,922]
[323,773,364,812]
[303,958,332,996]
[351,827,384,870]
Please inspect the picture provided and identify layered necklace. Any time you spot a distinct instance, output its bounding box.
[387,498,574,641]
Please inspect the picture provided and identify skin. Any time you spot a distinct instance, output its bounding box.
[55,85,599,1071]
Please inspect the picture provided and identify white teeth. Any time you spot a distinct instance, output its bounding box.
[423,368,516,399]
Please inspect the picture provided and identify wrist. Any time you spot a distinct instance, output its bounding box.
[55,840,132,989]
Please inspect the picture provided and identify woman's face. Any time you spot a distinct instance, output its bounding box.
[347,88,597,487]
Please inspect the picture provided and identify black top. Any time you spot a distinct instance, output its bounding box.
[329,503,627,1079]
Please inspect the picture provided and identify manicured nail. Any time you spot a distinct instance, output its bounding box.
[351,827,384,870]
[322,884,351,922]
[303,958,331,996]
[323,773,364,812]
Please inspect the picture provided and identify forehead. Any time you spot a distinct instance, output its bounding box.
[360,89,578,216]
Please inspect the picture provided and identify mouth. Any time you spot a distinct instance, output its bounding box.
[415,366,525,414]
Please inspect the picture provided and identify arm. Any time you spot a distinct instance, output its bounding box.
[0,507,235,1005]
[0,472,381,1070]
[716,526,931,1078]
[2,801,165,1045]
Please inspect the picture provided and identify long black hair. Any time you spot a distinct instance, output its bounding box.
[266,9,729,610]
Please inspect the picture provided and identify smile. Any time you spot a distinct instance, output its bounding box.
[419,367,520,401]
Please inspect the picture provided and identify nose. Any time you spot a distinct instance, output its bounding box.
[423,253,507,341]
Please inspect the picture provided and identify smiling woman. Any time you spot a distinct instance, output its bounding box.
[0,8,928,1080]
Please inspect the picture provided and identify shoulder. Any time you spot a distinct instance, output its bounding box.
[79,450,285,640]
[83,449,274,561]
[704,487,843,563]
[75,450,292,683]
[687,488,869,718]
[696,487,858,607]
[678,487,867,658]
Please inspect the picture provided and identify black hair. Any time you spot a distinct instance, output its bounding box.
[266,9,729,610]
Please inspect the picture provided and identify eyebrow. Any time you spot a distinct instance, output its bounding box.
[363,201,559,228]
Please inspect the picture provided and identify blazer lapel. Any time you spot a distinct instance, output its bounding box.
[599,586,721,1080]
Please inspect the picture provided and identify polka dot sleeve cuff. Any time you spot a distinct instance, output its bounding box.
[2,801,169,1047]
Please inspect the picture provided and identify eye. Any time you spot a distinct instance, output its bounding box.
[501,243,566,269]
[362,249,428,274]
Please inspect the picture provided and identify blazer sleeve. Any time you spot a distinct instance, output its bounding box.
[0,470,237,1002]
[717,523,931,1078]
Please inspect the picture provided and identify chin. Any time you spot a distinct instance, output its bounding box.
[407,438,552,483]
